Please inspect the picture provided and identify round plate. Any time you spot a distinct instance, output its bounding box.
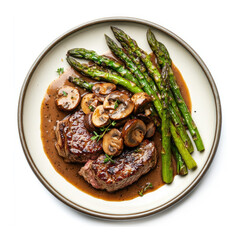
[18,17,221,219]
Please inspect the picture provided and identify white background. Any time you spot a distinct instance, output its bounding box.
[1,0,239,239]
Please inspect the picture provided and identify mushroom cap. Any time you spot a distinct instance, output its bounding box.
[103,128,123,156]
[56,86,81,111]
[92,105,110,128]
[131,92,152,114]
[103,91,134,120]
[145,122,156,138]
[81,93,101,114]
[122,119,147,147]
[92,82,117,95]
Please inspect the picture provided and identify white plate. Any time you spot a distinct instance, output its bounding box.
[18,17,221,219]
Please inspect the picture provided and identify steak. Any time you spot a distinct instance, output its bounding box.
[79,140,157,192]
[55,110,103,163]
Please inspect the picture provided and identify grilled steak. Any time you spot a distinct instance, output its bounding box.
[79,140,157,192]
[55,110,103,163]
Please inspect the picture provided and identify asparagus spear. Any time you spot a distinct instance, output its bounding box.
[68,48,140,87]
[105,35,147,87]
[67,56,142,94]
[160,64,173,183]
[111,27,193,153]
[147,29,205,152]
[170,123,197,169]
[68,76,93,91]
[171,142,188,176]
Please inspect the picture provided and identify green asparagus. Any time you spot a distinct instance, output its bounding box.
[68,48,140,87]
[67,56,143,94]
[68,76,93,91]
[171,142,188,176]
[160,64,173,183]
[170,123,197,169]
[147,29,205,152]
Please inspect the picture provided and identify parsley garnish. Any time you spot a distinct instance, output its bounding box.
[56,67,64,76]
[138,182,153,197]
[104,154,115,163]
[114,99,121,109]
[62,91,68,97]
[90,120,117,142]
[88,105,94,112]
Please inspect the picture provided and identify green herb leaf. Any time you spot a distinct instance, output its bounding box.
[114,101,119,109]
[104,154,115,163]
[57,67,64,76]
[111,121,117,126]
[90,135,98,141]
[134,147,140,153]
[89,105,94,112]
[62,91,68,97]
[138,182,153,197]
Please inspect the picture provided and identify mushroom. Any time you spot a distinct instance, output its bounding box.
[131,92,152,114]
[103,91,134,120]
[81,93,101,114]
[92,83,117,95]
[137,114,157,138]
[56,86,81,111]
[145,122,156,138]
[92,105,110,128]
[103,128,123,156]
[84,113,96,132]
[122,119,147,147]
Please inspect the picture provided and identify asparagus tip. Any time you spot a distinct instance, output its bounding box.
[110,26,122,34]
[104,34,110,41]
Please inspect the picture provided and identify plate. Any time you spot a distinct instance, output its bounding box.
[18,17,221,219]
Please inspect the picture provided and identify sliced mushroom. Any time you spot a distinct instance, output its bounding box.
[92,83,116,95]
[84,113,96,132]
[145,122,156,138]
[131,92,152,114]
[122,119,147,147]
[56,86,81,111]
[92,105,110,128]
[103,128,123,156]
[103,91,134,120]
[81,93,101,114]
[137,114,157,138]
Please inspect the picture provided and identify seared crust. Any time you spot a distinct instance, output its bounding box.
[55,110,103,163]
[79,140,157,192]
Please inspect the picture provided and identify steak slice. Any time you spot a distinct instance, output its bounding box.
[55,110,103,163]
[79,140,157,192]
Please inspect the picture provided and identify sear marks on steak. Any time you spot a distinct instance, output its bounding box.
[55,110,103,163]
[79,140,157,192]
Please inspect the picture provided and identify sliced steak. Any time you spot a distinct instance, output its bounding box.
[79,140,157,192]
[55,110,103,163]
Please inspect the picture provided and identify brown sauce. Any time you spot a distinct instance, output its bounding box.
[40,61,191,202]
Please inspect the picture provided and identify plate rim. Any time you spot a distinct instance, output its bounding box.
[18,16,222,220]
